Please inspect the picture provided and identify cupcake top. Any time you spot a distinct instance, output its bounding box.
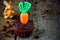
[13,20,34,30]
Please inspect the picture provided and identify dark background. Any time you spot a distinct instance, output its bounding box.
[0,0,60,40]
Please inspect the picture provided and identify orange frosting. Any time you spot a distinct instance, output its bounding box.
[20,13,28,24]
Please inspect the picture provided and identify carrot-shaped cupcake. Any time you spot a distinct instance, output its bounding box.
[18,1,31,24]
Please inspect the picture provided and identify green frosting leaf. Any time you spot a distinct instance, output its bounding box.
[18,1,31,14]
